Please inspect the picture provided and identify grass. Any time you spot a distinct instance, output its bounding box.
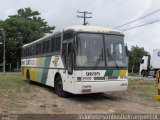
[0,72,158,111]
[128,79,157,100]
[0,73,26,91]
[0,73,157,101]
[0,73,31,110]
[128,73,141,77]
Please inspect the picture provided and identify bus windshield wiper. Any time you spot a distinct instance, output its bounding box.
[92,57,102,69]
[92,49,103,69]
[106,48,119,68]
[113,60,119,68]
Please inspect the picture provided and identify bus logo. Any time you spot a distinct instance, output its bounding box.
[52,58,59,67]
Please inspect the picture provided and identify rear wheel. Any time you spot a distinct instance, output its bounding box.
[26,70,31,84]
[55,76,70,98]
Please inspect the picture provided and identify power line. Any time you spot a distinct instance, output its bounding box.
[57,0,99,28]
[58,0,122,28]
[57,0,128,29]
[122,19,160,31]
[77,10,92,25]
[92,0,123,13]
[114,8,160,29]
[87,0,111,12]
[85,0,105,11]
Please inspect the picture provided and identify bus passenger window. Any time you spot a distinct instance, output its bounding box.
[63,33,73,41]
[51,38,55,52]
[46,40,50,53]
[62,43,67,67]
[55,36,61,52]
[42,41,46,53]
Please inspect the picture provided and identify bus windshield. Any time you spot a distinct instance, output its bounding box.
[75,33,105,67]
[104,35,126,67]
[75,33,126,68]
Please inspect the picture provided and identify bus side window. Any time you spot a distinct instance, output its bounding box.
[51,38,55,52]
[39,43,42,54]
[62,42,67,67]
[63,33,73,41]
[33,45,36,56]
[42,41,46,53]
[36,43,42,55]
[36,44,39,55]
[30,46,33,56]
[51,36,61,52]
[46,40,50,53]
[42,40,50,54]
[26,47,29,56]
[55,36,61,52]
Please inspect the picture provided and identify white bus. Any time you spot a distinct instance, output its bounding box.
[21,25,128,97]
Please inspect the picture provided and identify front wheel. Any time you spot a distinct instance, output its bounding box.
[55,76,70,98]
[142,70,148,77]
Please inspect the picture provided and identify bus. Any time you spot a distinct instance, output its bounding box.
[21,25,128,97]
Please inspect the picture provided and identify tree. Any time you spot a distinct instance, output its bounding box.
[0,8,55,71]
[128,45,149,73]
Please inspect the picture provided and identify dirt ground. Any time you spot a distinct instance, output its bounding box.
[0,74,160,114]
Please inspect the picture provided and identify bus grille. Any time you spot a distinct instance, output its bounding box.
[94,77,105,80]
[108,76,118,79]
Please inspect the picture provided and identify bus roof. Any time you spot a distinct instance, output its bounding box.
[64,25,123,34]
[23,25,123,48]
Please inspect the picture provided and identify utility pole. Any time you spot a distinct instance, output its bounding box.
[77,10,92,25]
[0,29,5,73]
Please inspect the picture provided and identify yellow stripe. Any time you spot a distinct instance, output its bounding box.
[23,67,28,79]
[21,58,41,81]
[157,83,160,90]
[35,58,41,80]
[30,58,41,81]
[119,70,127,77]
[156,71,160,78]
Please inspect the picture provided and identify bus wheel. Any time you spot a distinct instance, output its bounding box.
[55,76,70,98]
[26,71,31,84]
[141,70,145,77]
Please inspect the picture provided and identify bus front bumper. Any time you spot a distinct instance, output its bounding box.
[74,80,128,94]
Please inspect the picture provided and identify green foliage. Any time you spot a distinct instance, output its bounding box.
[0,7,55,70]
[128,79,157,100]
[128,45,148,73]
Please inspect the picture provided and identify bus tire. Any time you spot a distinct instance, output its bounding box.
[142,70,147,77]
[141,70,144,77]
[55,76,70,98]
[26,70,31,84]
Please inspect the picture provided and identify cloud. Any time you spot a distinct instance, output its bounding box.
[0,0,159,54]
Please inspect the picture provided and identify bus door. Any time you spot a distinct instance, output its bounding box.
[62,39,75,92]
[62,39,73,74]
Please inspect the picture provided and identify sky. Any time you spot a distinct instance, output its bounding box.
[0,0,160,54]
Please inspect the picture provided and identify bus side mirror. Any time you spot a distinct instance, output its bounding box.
[125,45,128,57]
[141,59,144,64]
[67,51,73,75]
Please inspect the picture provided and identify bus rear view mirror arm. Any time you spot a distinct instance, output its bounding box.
[125,44,129,57]
[67,52,74,75]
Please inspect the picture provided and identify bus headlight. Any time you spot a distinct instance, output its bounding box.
[119,76,127,79]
